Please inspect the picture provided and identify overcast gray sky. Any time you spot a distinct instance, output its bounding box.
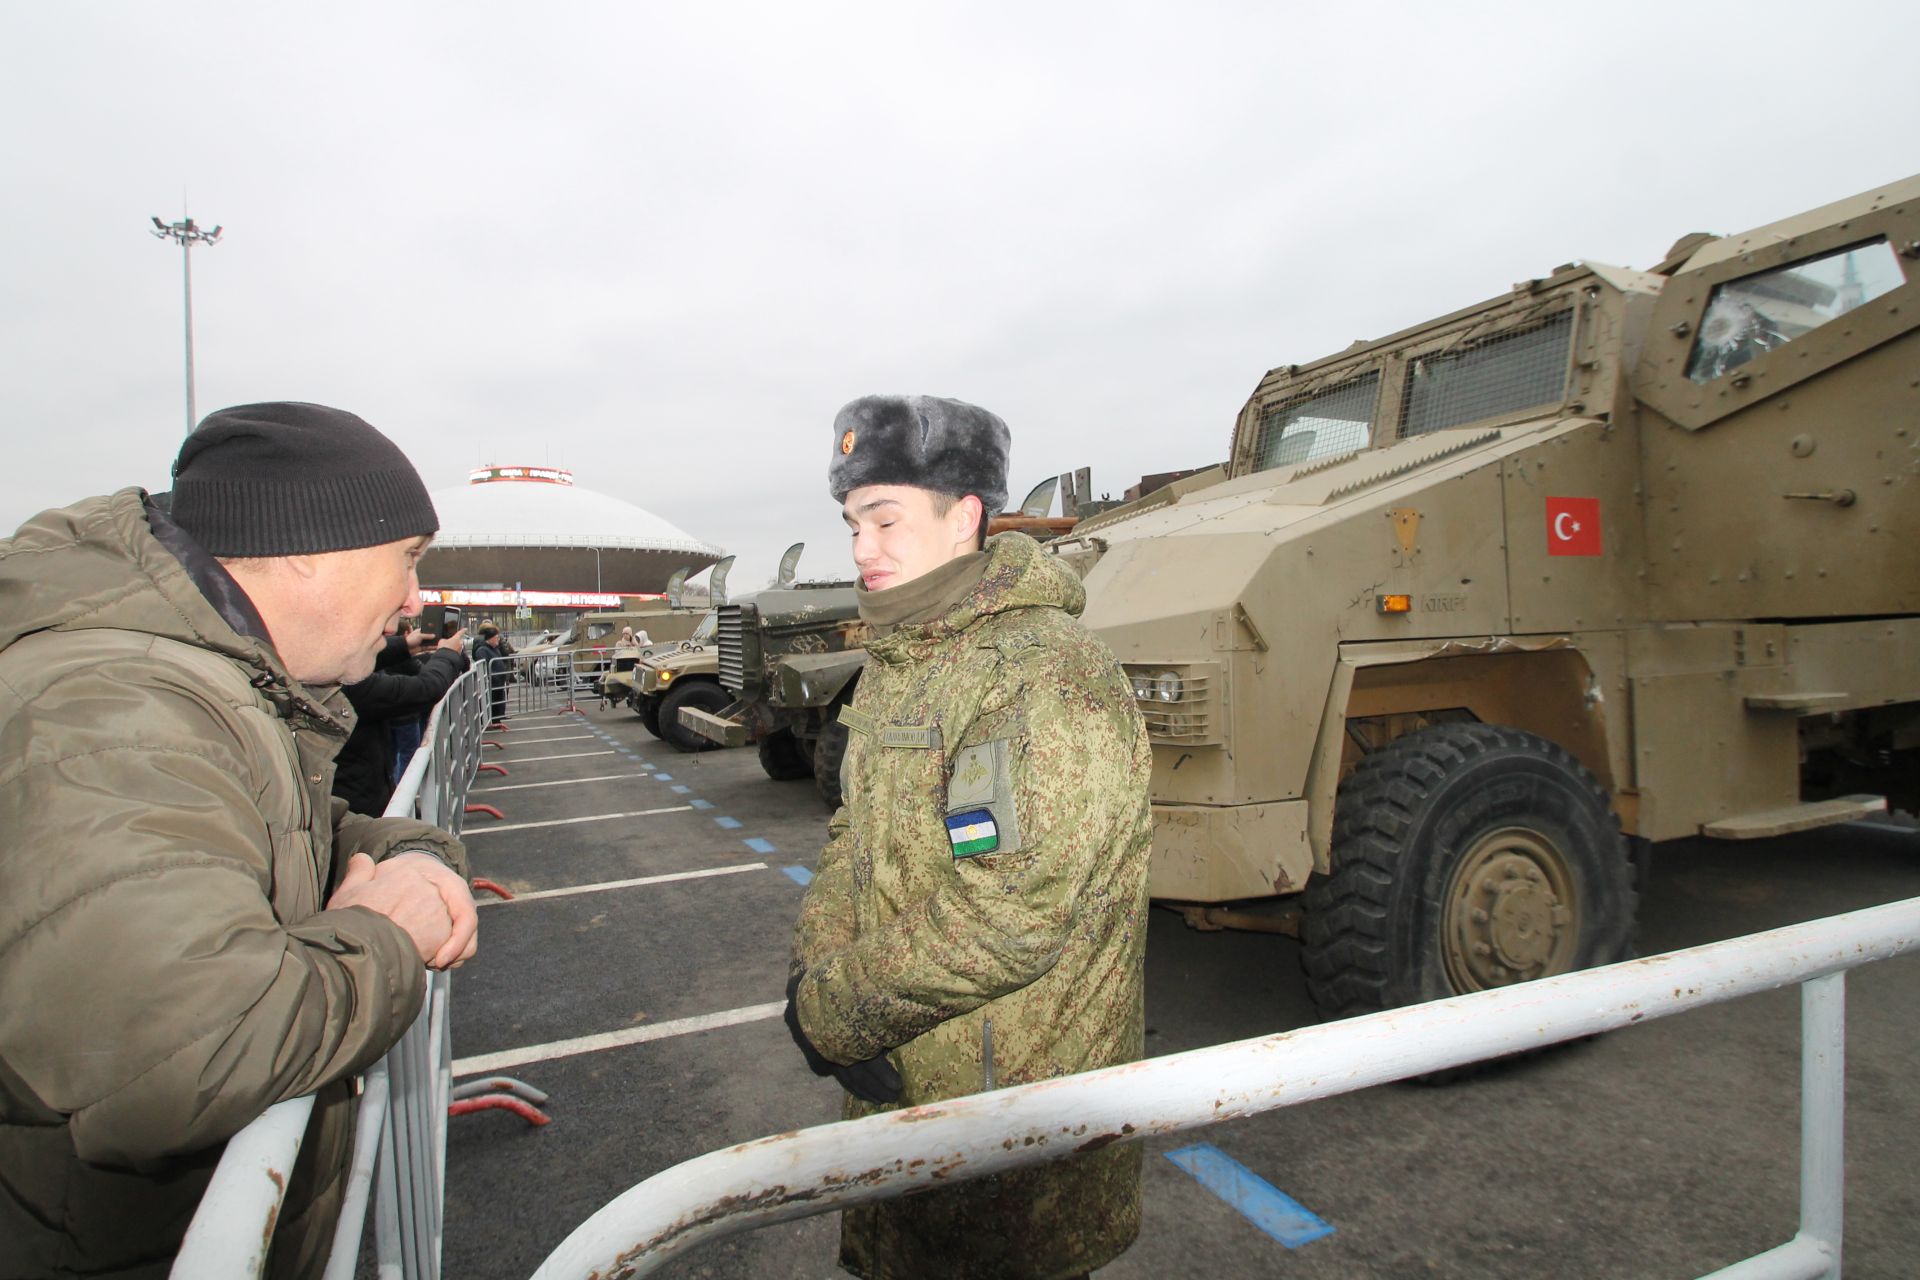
[4,1,1915,587]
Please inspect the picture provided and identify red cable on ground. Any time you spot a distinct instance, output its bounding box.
[465,804,506,822]
[472,877,513,900]
[478,763,508,776]
[448,1096,550,1127]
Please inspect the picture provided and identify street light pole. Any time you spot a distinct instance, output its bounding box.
[150,215,223,435]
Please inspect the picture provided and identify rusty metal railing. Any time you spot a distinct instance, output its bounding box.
[532,895,1920,1280]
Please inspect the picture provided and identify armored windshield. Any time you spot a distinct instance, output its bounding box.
[692,610,718,644]
[1686,239,1904,383]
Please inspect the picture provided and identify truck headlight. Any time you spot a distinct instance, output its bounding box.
[656,668,674,686]
[1121,662,1222,746]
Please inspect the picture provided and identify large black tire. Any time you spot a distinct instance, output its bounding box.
[811,680,859,809]
[634,693,663,738]
[758,728,813,781]
[813,714,849,809]
[658,680,730,753]
[1300,722,1636,1021]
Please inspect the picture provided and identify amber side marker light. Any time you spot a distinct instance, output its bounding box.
[1376,593,1413,615]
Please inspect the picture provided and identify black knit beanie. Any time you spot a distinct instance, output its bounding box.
[168,402,440,556]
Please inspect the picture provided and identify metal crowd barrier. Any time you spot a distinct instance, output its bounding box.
[533,894,1920,1280]
[496,648,614,718]
[174,663,492,1280]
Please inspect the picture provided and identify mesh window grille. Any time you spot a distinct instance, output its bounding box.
[1399,311,1574,438]
[1252,372,1379,473]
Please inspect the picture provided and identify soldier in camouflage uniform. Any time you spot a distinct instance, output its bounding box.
[785,395,1154,1279]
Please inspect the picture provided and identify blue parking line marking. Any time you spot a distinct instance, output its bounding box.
[1164,1144,1333,1248]
[655,773,673,781]
[714,816,742,830]
[782,866,814,886]
[671,785,691,794]
[690,798,714,810]
[744,837,776,854]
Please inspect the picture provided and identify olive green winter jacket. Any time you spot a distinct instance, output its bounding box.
[0,489,468,1279]
[792,532,1153,1280]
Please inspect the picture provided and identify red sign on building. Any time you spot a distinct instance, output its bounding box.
[1546,496,1603,557]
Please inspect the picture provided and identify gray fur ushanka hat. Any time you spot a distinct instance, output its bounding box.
[827,395,1010,517]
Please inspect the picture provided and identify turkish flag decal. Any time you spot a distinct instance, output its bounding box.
[1546,496,1603,557]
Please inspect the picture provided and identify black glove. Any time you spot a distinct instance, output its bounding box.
[784,972,834,1077]
[784,972,905,1104]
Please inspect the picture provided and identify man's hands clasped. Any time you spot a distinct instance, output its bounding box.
[328,851,479,970]
[783,972,902,1103]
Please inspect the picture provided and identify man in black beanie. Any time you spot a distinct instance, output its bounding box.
[0,402,478,1279]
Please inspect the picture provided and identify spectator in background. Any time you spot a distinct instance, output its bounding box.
[336,627,470,816]
[0,401,478,1279]
[387,620,427,781]
[473,622,511,727]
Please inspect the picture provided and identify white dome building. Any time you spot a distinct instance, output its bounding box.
[419,464,725,600]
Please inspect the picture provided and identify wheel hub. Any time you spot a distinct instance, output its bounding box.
[1442,828,1578,992]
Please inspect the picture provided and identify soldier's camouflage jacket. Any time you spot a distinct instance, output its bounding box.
[792,531,1153,1280]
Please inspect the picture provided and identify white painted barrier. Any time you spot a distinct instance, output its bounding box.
[532,895,1920,1280]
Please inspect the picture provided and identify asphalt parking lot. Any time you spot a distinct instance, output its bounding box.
[439,703,1920,1280]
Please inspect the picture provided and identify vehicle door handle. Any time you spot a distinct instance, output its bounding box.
[1782,489,1857,508]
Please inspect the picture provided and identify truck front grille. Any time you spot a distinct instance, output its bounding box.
[717,606,745,692]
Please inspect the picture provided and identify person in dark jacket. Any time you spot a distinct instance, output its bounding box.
[473,622,511,726]
[0,402,479,1280]
[335,629,470,816]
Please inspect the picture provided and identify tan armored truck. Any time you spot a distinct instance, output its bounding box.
[1059,175,1919,1021]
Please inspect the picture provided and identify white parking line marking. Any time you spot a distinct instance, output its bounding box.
[471,773,652,794]
[493,750,616,764]
[478,862,767,906]
[492,733,596,745]
[499,713,576,724]
[452,1001,787,1078]
[462,805,693,835]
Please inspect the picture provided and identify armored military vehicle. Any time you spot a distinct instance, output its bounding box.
[1058,175,1919,1022]
[680,582,868,801]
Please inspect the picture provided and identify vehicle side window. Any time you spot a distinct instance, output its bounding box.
[1686,238,1905,384]
[1400,311,1573,437]
[1252,372,1378,473]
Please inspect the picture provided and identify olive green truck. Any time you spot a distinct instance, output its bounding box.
[1058,175,1919,1020]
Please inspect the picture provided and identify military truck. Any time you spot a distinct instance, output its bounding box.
[629,609,727,750]
[579,562,729,703]
[1056,175,1919,1023]
[680,582,869,802]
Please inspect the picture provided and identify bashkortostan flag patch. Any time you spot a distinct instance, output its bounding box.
[945,808,999,857]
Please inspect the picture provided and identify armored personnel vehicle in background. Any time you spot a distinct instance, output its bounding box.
[596,565,717,708]
[1058,175,1919,1023]
[680,580,867,800]
[628,608,722,745]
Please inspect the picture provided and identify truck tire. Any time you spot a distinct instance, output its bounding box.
[659,680,729,753]
[1300,722,1635,1022]
[813,715,849,809]
[758,728,812,781]
[635,693,663,738]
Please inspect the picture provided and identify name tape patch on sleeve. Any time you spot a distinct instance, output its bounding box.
[945,808,1000,857]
